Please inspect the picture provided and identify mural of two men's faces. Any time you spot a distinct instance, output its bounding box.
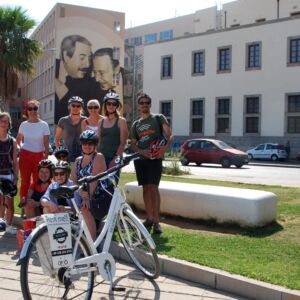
[54,34,123,122]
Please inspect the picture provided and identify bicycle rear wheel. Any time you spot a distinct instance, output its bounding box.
[20,225,95,300]
[117,209,160,279]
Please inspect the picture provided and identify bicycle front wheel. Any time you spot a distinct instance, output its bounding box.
[117,209,160,279]
[20,225,95,300]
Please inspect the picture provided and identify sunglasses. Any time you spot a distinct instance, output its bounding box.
[28,106,38,111]
[106,102,118,107]
[87,106,100,110]
[82,141,95,146]
[139,101,151,105]
[54,171,66,177]
[71,104,82,108]
[56,154,67,159]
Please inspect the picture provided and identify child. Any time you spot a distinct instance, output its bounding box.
[0,112,18,235]
[22,159,53,218]
[41,161,78,213]
[53,145,69,162]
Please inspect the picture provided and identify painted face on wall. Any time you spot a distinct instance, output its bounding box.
[63,41,92,78]
[93,54,114,90]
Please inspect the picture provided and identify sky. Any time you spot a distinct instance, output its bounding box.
[2,0,236,28]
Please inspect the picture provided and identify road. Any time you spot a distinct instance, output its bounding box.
[123,161,300,187]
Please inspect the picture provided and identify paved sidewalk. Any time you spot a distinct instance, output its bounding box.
[0,230,247,300]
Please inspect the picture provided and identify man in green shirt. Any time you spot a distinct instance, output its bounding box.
[131,93,173,234]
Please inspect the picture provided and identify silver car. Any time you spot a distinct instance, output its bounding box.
[247,143,287,161]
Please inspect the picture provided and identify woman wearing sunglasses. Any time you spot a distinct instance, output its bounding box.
[54,96,87,163]
[98,91,128,175]
[72,130,111,240]
[81,99,103,135]
[17,100,50,211]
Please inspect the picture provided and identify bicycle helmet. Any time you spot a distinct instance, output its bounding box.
[68,96,84,106]
[53,161,71,174]
[103,90,120,105]
[38,159,54,170]
[53,145,69,158]
[80,130,99,145]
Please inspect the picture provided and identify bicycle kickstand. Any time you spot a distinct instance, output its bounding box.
[104,261,126,292]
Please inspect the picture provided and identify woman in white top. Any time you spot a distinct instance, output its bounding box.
[81,99,103,135]
[17,99,50,206]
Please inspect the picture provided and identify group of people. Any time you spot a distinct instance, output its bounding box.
[0,91,173,237]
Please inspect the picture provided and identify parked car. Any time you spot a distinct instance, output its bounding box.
[180,138,248,168]
[296,152,300,161]
[247,143,287,161]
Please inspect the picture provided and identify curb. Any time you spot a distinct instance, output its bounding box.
[110,242,300,300]
[248,161,300,169]
[13,216,300,300]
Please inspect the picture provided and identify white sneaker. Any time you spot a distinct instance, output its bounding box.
[6,225,17,235]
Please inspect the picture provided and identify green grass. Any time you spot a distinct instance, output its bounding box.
[13,172,300,290]
[119,173,300,290]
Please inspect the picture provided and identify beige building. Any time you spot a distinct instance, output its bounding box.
[22,3,124,138]
[125,0,300,156]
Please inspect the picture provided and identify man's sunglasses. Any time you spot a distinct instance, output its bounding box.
[87,106,100,110]
[54,171,66,177]
[139,101,151,105]
[71,104,82,108]
[106,102,118,107]
[28,106,38,111]
[81,141,95,146]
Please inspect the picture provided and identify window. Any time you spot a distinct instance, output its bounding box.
[160,101,172,127]
[134,36,142,46]
[44,102,47,114]
[246,42,261,69]
[190,99,204,134]
[9,107,21,120]
[216,98,231,134]
[50,99,53,112]
[288,37,300,65]
[161,55,172,79]
[217,46,231,72]
[144,33,157,44]
[159,30,173,41]
[286,94,300,133]
[114,21,121,32]
[244,96,260,134]
[192,51,205,75]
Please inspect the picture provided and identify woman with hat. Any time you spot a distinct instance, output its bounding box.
[98,90,128,174]
[17,99,50,211]
[54,96,87,163]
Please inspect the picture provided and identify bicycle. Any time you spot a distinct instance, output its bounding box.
[17,153,160,299]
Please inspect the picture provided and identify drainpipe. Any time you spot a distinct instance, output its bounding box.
[224,10,227,28]
[277,0,280,19]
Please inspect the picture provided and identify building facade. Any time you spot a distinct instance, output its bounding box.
[125,0,300,156]
[22,3,124,138]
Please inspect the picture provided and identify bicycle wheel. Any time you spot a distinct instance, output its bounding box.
[20,225,95,300]
[117,209,160,279]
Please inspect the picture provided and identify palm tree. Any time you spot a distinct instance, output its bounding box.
[0,6,42,111]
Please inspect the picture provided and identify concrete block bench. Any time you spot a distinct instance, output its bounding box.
[124,181,277,227]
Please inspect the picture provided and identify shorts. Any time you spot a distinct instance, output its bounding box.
[134,159,162,186]
[0,176,17,198]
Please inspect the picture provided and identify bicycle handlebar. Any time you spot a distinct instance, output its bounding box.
[78,152,140,185]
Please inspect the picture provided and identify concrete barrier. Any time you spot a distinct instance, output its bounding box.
[124,181,277,227]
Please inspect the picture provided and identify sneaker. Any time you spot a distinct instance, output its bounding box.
[0,218,6,231]
[143,219,153,231]
[153,223,162,235]
[6,225,17,235]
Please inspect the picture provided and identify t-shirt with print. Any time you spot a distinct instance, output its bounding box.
[57,116,86,162]
[131,114,168,158]
[19,120,50,152]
